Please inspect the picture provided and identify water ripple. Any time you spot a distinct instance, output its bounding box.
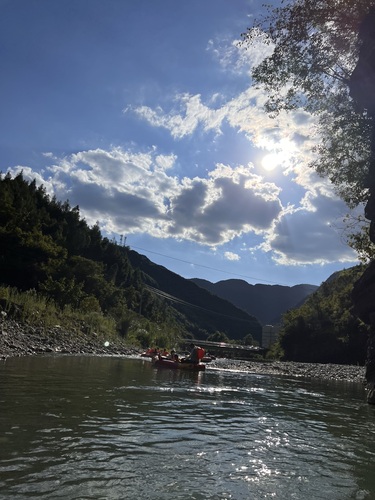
[1,356,374,499]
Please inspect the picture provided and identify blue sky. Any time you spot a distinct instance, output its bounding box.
[1,0,360,287]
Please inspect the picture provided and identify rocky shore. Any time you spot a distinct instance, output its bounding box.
[0,318,366,384]
[208,357,366,384]
[0,318,139,359]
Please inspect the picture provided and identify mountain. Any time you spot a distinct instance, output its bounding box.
[190,278,318,325]
[0,173,317,345]
[127,250,263,343]
[0,173,262,346]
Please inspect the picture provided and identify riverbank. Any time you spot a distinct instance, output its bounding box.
[0,319,366,383]
[0,318,138,359]
[208,357,366,383]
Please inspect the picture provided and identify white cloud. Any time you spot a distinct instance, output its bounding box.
[224,251,240,261]
[7,149,282,245]
[5,29,360,270]
[131,86,318,176]
[207,31,273,76]
[129,93,227,139]
[120,36,358,267]
[7,140,358,267]
[167,164,282,245]
[265,194,358,265]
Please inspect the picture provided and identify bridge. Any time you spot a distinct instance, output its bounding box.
[181,339,265,360]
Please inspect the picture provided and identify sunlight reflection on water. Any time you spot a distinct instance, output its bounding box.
[0,356,374,499]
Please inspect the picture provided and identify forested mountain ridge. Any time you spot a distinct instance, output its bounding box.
[191,278,318,325]
[2,172,365,363]
[126,251,262,342]
[0,173,261,345]
[191,268,369,365]
[277,265,368,364]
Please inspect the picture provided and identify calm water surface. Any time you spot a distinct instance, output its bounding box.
[0,355,374,499]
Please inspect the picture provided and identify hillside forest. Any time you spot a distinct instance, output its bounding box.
[0,172,261,350]
[275,266,368,365]
[0,173,369,364]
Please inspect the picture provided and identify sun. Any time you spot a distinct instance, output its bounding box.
[260,141,296,172]
[261,152,281,171]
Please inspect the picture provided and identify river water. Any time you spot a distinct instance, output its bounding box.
[0,355,374,500]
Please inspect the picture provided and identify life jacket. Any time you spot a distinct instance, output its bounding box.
[197,347,205,360]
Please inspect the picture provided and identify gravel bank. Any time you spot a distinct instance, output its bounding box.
[0,318,138,359]
[0,319,366,384]
[208,357,366,384]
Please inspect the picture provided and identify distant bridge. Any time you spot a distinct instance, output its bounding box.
[181,339,265,360]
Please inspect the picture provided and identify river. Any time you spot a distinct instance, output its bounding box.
[0,355,374,499]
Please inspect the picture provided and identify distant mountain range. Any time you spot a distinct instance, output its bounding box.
[190,278,318,325]
[127,249,318,338]
[127,250,263,342]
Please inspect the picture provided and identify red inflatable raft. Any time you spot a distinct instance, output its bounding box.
[152,356,206,371]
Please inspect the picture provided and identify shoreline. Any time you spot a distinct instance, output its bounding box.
[0,319,366,384]
[0,319,139,359]
[207,357,366,384]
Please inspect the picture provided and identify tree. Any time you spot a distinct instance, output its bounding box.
[241,0,375,256]
[278,266,368,363]
[207,331,230,343]
[242,0,371,113]
[242,333,255,345]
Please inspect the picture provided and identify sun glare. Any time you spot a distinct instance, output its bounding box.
[261,152,280,171]
[260,141,296,173]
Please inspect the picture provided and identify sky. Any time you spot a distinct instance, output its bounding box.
[0,0,361,287]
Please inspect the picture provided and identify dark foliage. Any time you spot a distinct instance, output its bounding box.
[0,173,260,342]
[279,266,368,364]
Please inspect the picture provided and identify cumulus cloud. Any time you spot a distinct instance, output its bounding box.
[8,138,357,269]
[167,164,282,244]
[224,251,240,261]
[6,30,359,269]
[8,149,283,246]
[265,194,357,265]
[128,93,227,139]
[118,35,359,267]
[130,86,318,179]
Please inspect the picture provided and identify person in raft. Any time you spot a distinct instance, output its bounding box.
[182,343,205,364]
[167,349,179,362]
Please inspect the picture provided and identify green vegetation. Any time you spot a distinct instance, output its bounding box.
[239,0,374,365]
[0,172,259,350]
[126,250,262,342]
[242,0,375,259]
[0,285,176,349]
[276,266,368,364]
[0,172,190,348]
[0,173,367,363]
